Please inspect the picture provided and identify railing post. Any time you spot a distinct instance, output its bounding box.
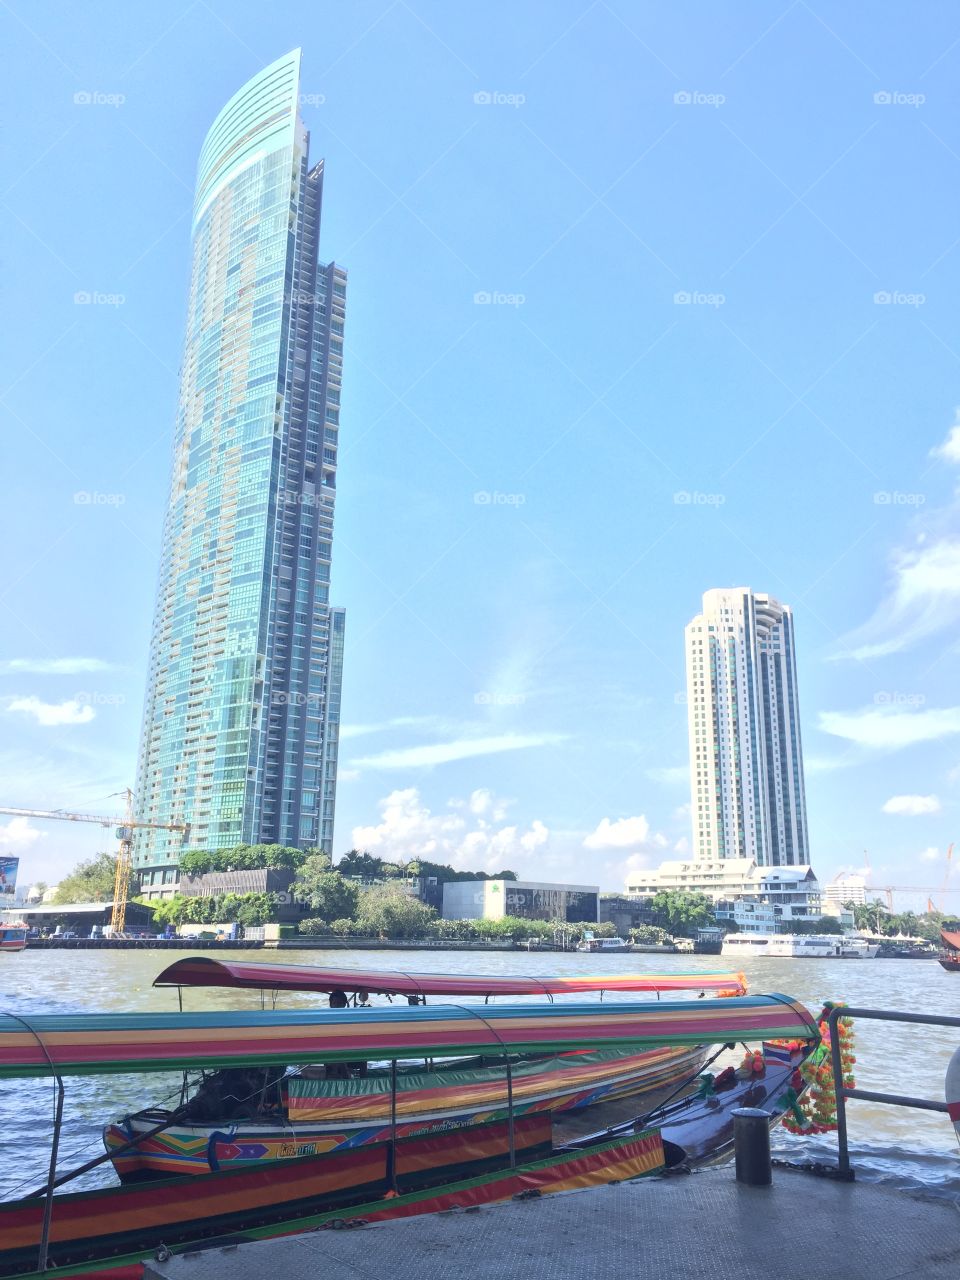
[828,1006,851,1178]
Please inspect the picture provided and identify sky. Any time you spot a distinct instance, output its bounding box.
[1,2,960,909]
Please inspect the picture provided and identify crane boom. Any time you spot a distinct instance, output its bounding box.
[0,794,188,934]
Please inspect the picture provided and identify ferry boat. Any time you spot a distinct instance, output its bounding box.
[0,924,27,953]
[576,936,631,953]
[939,928,960,973]
[101,959,749,1180]
[721,933,878,959]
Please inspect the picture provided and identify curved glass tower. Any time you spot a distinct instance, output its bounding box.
[134,51,346,892]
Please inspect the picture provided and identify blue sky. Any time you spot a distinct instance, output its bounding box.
[2,2,960,909]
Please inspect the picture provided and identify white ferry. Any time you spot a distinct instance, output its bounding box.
[576,936,631,953]
[721,934,879,959]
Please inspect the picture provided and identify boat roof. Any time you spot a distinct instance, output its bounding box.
[941,928,960,950]
[153,957,748,998]
[0,994,816,1079]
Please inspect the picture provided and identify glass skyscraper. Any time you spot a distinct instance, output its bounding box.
[133,50,346,893]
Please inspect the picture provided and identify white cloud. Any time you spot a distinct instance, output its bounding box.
[931,413,960,465]
[882,794,941,816]
[834,538,960,660]
[920,846,941,862]
[818,704,960,750]
[6,697,96,726]
[0,817,47,848]
[583,815,668,851]
[350,787,549,874]
[339,716,444,741]
[0,658,113,676]
[351,732,568,770]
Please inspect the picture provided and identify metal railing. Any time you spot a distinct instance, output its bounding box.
[828,1005,960,1177]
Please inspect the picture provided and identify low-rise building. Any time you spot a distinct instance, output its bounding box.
[442,879,599,923]
[626,857,821,930]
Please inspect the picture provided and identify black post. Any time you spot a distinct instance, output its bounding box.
[828,1006,851,1178]
[732,1107,771,1186]
[38,1075,65,1272]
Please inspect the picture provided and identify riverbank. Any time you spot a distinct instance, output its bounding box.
[144,1165,960,1280]
[23,936,681,952]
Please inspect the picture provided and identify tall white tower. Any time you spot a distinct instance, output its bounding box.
[685,588,808,866]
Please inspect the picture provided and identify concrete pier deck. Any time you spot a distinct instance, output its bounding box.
[144,1166,960,1280]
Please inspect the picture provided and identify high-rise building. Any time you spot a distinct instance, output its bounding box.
[133,50,347,896]
[685,588,808,866]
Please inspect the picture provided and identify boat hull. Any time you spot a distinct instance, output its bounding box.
[104,1043,705,1180]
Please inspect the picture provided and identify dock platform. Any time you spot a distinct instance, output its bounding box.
[144,1165,960,1280]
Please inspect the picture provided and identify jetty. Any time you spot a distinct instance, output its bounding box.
[144,1166,960,1280]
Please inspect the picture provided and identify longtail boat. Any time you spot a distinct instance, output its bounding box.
[153,956,749,1001]
[95,960,749,1178]
[0,992,819,1280]
[939,928,960,973]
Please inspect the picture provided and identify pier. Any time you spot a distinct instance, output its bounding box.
[144,1165,960,1280]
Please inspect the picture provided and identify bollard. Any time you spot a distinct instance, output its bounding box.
[732,1107,772,1186]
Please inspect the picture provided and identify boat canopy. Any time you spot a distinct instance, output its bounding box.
[0,994,817,1079]
[941,929,960,951]
[153,957,749,999]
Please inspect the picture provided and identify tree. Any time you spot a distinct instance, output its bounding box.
[54,852,117,903]
[354,883,438,938]
[179,843,311,877]
[293,856,359,921]
[335,849,383,880]
[781,916,842,934]
[648,890,717,937]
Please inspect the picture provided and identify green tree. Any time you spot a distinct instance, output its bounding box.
[354,883,438,938]
[54,852,117,903]
[293,856,359,921]
[648,890,717,937]
[335,849,384,879]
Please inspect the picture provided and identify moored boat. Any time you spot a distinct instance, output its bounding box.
[576,936,631,953]
[722,933,877,959]
[0,993,819,1280]
[939,928,960,973]
[0,925,27,953]
[101,960,749,1179]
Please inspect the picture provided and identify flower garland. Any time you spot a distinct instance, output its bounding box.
[780,1000,856,1135]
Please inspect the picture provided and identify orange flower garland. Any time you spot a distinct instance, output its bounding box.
[780,1000,856,1135]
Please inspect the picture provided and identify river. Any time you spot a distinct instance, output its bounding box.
[1,947,958,1201]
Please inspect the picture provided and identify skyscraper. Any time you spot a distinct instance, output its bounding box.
[133,51,346,893]
[685,588,808,866]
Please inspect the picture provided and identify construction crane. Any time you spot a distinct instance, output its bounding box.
[0,792,189,933]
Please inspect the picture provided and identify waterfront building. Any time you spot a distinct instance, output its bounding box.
[133,51,347,898]
[823,873,867,908]
[685,588,809,866]
[442,880,599,924]
[625,857,821,929]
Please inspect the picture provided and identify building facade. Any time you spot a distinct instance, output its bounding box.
[823,874,867,908]
[442,880,599,924]
[625,857,821,929]
[686,588,809,866]
[134,51,346,894]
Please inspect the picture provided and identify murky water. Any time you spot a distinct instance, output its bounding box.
[1,948,957,1200]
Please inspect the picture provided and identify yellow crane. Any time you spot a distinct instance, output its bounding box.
[0,792,189,933]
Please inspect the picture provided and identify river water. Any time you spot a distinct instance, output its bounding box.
[1,948,958,1201]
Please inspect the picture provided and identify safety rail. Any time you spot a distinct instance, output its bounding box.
[828,1005,960,1177]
